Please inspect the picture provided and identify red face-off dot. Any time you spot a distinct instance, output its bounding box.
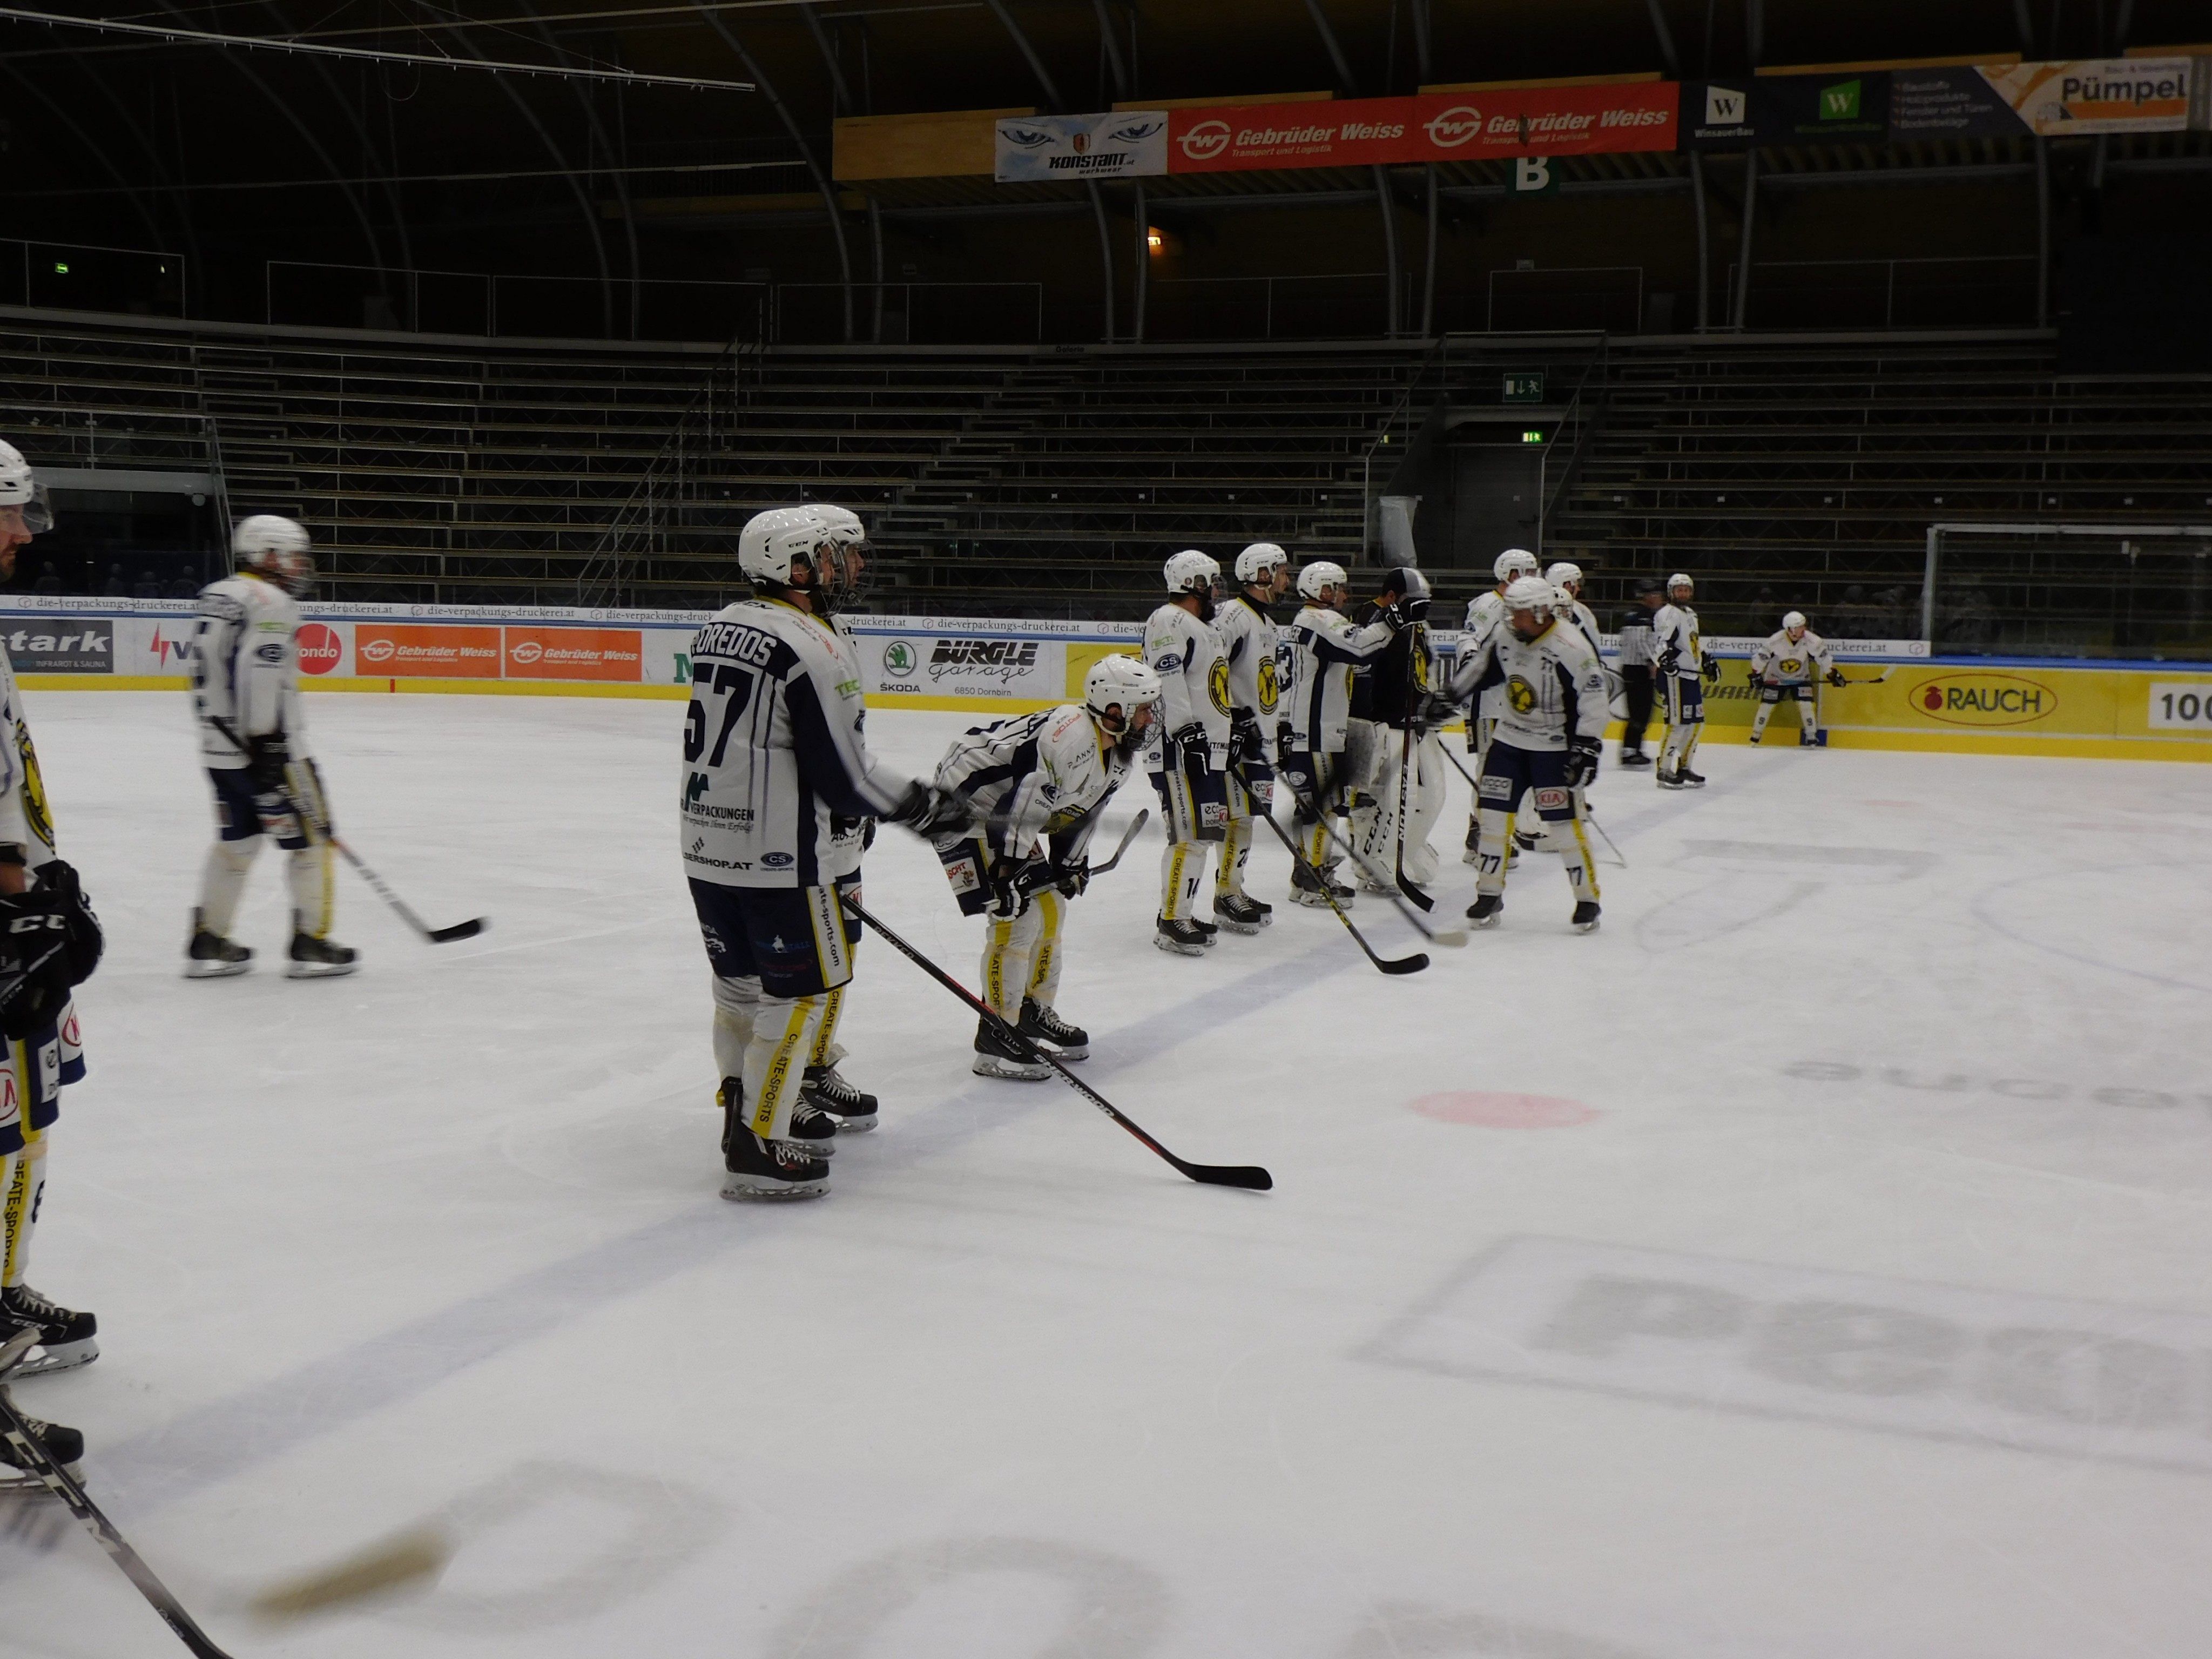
[1410,1091,1598,1129]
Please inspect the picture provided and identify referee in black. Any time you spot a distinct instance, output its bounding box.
[1615,577,1664,766]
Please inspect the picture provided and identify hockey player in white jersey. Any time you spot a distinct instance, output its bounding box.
[1546,563,1606,662]
[0,439,104,1435]
[1448,577,1608,932]
[790,503,880,1129]
[1212,542,1289,934]
[1280,561,1395,907]
[1652,572,1718,788]
[1144,551,1232,955]
[932,655,1160,1079]
[1350,567,1444,889]
[1461,548,1540,863]
[1748,611,1844,746]
[186,515,355,979]
[685,507,970,1199]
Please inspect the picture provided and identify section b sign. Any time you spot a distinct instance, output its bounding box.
[996,112,1168,182]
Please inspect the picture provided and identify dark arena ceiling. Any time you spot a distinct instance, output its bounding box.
[2,0,2206,333]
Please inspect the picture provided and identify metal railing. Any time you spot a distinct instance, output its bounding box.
[0,237,185,318]
[1727,255,2040,331]
[1148,273,1403,342]
[266,260,767,342]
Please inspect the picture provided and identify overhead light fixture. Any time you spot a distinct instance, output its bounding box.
[1146,228,1164,251]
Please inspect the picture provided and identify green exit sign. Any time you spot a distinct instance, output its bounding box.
[1503,372,1545,403]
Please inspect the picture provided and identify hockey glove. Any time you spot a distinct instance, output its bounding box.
[1171,721,1212,788]
[1658,647,1681,679]
[31,859,102,987]
[1274,720,1294,767]
[862,818,878,851]
[1827,669,1847,687]
[0,891,74,1038]
[1227,712,1259,772]
[983,857,1031,920]
[1563,736,1602,789]
[887,781,974,840]
[1054,858,1090,900]
[1703,656,1722,684]
[245,732,291,793]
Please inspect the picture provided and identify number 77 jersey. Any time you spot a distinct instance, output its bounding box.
[679,596,912,889]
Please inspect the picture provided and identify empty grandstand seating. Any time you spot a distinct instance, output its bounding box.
[1,309,2207,643]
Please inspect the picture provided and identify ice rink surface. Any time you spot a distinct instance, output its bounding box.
[6,690,2212,1658]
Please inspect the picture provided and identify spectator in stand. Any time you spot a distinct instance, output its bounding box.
[31,568,59,596]
[130,570,161,600]
[165,577,197,600]
[99,564,127,598]
[1834,585,1874,640]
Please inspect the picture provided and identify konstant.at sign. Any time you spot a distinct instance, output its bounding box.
[1161,85,1677,173]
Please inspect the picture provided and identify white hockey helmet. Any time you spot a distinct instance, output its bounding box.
[1494,548,1539,583]
[1545,561,1583,592]
[1503,575,1556,616]
[739,505,832,585]
[812,502,869,550]
[1552,584,1578,616]
[1297,559,1349,601]
[1084,652,1162,736]
[1667,572,1695,597]
[0,440,53,534]
[233,513,315,597]
[804,502,874,609]
[1783,610,1808,633]
[1234,541,1289,585]
[1164,549,1220,597]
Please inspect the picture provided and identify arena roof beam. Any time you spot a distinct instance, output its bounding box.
[511,0,640,338]
[1643,0,1681,77]
[694,4,856,341]
[0,6,756,91]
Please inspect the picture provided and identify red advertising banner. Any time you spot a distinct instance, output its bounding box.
[1166,84,1677,172]
[503,626,644,682]
[355,623,503,678]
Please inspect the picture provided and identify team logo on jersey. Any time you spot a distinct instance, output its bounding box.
[1208,659,1232,717]
[15,729,52,852]
[1780,656,1804,675]
[1256,657,1280,713]
[1505,675,1537,716]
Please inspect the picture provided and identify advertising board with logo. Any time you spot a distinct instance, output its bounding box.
[355,623,502,678]
[994,111,1168,181]
[503,626,643,682]
[865,631,1064,703]
[0,619,112,673]
[1687,73,1892,148]
[1164,85,1676,173]
[295,622,345,676]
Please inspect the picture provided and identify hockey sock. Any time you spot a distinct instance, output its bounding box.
[1749,703,1773,741]
[1159,841,1209,921]
[981,906,1043,1021]
[1303,818,1330,870]
[1025,891,1066,1006]
[806,985,845,1070]
[742,993,826,1141]
[1216,818,1251,898]
[1799,701,1818,738]
[1554,813,1601,903]
[198,839,258,936]
[1680,722,1704,770]
[287,844,335,939]
[1,1128,44,1290]
[712,973,762,1080]
[1474,808,1515,895]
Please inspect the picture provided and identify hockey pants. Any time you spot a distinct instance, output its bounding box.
[980,889,1067,1022]
[1749,682,1818,742]
[1355,726,1445,886]
[201,765,338,939]
[1472,741,1600,905]
[1152,760,1224,922]
[1659,677,1705,775]
[695,879,854,1142]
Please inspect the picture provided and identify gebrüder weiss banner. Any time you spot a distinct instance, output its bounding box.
[1165,85,1678,173]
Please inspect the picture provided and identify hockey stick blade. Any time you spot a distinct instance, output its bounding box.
[331,838,484,945]
[426,919,488,943]
[844,896,1272,1190]
[1270,773,1460,947]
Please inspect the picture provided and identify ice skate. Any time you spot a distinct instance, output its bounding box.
[720,1130,829,1199]
[801,1064,878,1132]
[0,1407,83,1487]
[1290,860,1355,908]
[1467,893,1504,928]
[286,922,358,979]
[788,1097,839,1156]
[1155,916,1209,955]
[1211,893,1270,934]
[1018,998,1089,1061]
[1572,901,1601,933]
[1678,767,1708,787]
[0,1286,98,1376]
[184,910,251,979]
[1656,768,1685,790]
[972,1019,1051,1081]
[1618,750,1653,768]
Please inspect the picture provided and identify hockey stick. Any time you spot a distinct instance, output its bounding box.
[1235,774,1427,975]
[1271,770,1465,947]
[841,895,1271,1191]
[206,717,486,944]
[1014,809,1149,898]
[0,1332,237,1658]
[326,837,485,943]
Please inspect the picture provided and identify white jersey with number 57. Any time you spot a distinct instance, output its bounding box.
[679,597,912,890]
